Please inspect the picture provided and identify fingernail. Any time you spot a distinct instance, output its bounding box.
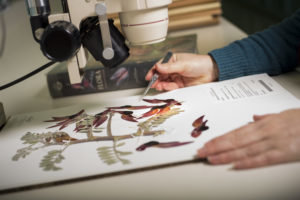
[207,156,217,163]
[197,148,206,158]
[233,161,242,169]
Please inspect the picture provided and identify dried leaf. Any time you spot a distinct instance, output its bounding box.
[192,115,204,127]
[74,116,94,132]
[157,106,171,115]
[96,145,131,166]
[121,159,130,165]
[116,142,125,147]
[45,110,86,130]
[93,115,108,127]
[138,108,160,119]
[117,151,132,156]
[53,132,77,143]
[121,114,138,122]
[12,146,33,161]
[94,109,110,116]
[136,141,193,151]
[191,120,209,138]
[142,99,181,105]
[136,141,159,151]
[20,132,41,145]
[39,150,64,171]
[45,110,85,122]
[107,105,152,110]
[156,141,193,148]
[112,110,138,122]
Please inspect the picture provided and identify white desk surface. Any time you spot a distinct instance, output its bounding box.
[1,1,300,200]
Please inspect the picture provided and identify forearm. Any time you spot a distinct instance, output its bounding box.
[209,9,300,81]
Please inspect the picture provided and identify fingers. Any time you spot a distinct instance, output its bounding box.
[145,53,219,91]
[145,67,156,81]
[233,150,285,169]
[253,113,274,121]
[155,62,185,75]
[203,137,286,170]
[198,122,267,158]
[160,82,180,91]
[145,53,177,81]
[146,62,184,82]
[196,109,300,169]
[153,82,180,91]
[207,139,273,165]
[149,72,185,91]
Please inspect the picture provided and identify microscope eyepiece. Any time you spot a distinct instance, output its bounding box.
[40,21,81,62]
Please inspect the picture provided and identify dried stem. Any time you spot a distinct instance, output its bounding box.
[107,112,113,137]
[87,119,94,140]
[54,130,162,146]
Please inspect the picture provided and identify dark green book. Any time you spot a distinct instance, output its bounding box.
[47,34,198,98]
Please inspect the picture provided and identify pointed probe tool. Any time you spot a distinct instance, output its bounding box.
[140,51,173,100]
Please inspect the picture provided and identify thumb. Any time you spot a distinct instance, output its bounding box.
[155,62,185,75]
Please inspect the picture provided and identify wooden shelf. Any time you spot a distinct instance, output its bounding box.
[109,0,222,32]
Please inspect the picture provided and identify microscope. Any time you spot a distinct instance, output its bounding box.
[25,0,172,84]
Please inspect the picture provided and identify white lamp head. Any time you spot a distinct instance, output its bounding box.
[119,5,169,45]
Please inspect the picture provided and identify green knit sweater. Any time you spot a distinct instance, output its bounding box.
[209,9,300,81]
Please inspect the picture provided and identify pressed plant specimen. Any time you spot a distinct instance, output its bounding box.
[12,99,188,171]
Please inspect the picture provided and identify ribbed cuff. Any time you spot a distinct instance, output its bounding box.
[209,43,248,81]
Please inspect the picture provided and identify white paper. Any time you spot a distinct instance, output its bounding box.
[1,74,299,191]
[208,76,278,102]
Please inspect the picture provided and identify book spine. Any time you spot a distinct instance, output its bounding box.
[47,61,156,98]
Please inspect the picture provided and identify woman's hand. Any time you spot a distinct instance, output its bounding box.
[197,109,300,169]
[145,53,219,91]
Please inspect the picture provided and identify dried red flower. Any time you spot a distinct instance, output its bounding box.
[191,115,209,138]
[143,98,181,106]
[136,141,193,151]
[45,110,85,130]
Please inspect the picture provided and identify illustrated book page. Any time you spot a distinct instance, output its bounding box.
[1,74,300,192]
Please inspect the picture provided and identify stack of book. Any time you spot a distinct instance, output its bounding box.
[168,0,222,31]
[108,0,222,32]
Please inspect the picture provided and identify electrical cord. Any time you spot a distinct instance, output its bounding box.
[0,0,8,57]
[0,61,56,91]
[0,1,57,91]
[0,10,6,57]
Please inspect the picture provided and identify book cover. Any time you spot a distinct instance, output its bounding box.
[47,34,198,98]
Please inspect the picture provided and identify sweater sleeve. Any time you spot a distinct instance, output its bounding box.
[209,9,300,81]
